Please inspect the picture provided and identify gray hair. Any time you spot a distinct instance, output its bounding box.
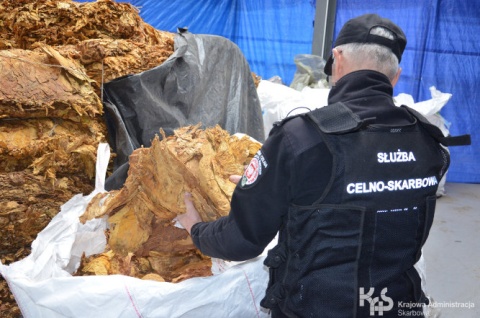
[336,26,400,80]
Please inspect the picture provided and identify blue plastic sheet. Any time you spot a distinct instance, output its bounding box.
[334,0,479,183]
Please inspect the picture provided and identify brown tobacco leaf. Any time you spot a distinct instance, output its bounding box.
[79,250,149,278]
[78,125,261,282]
[252,72,262,88]
[107,201,155,256]
[0,0,176,313]
[80,250,114,276]
[53,36,174,96]
[0,278,21,318]
[0,117,107,179]
[0,170,94,257]
[82,125,261,223]
[136,218,209,282]
[141,273,166,282]
[0,0,169,50]
[0,48,102,120]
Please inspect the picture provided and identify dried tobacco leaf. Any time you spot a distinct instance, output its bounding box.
[0,0,176,314]
[78,125,261,282]
[82,125,261,223]
[53,36,174,95]
[0,48,102,120]
[0,0,170,49]
[0,117,106,178]
[0,170,95,256]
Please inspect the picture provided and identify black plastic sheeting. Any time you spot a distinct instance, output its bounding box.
[102,30,265,190]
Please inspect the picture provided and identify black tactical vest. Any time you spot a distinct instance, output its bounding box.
[260,103,467,317]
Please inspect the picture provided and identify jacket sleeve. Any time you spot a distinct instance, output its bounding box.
[190,125,293,261]
[191,216,265,261]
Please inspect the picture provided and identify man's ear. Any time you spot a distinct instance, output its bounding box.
[331,48,343,83]
[332,48,343,66]
[391,67,402,87]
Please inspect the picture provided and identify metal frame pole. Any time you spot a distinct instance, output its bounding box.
[312,0,337,60]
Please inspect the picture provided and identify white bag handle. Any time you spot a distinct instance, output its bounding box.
[94,143,111,193]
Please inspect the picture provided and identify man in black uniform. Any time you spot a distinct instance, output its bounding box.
[177,14,459,317]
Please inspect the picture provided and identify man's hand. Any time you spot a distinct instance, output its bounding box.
[176,192,203,234]
[229,174,242,184]
[177,174,240,234]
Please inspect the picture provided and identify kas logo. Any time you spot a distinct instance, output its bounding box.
[359,287,394,316]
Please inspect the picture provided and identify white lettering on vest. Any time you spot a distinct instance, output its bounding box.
[377,149,416,163]
[346,176,438,194]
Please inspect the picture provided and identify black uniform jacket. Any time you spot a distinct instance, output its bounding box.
[190,70,416,261]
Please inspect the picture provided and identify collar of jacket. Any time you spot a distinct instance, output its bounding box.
[328,70,393,105]
[327,70,413,125]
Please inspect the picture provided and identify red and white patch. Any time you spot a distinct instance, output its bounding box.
[240,150,268,188]
[244,157,260,186]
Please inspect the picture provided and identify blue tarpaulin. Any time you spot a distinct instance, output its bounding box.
[333,0,479,184]
[116,0,317,86]
[77,0,478,183]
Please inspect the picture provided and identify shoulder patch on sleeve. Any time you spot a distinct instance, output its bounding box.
[240,150,269,188]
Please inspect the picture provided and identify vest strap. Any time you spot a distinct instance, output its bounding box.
[401,105,471,146]
[306,102,375,134]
